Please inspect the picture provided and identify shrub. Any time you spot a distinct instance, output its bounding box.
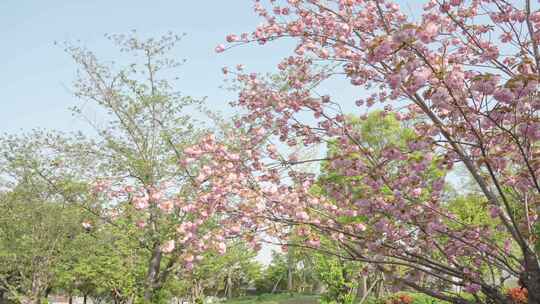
[379,293,446,304]
[506,287,528,304]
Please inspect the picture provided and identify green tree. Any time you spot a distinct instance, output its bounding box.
[255,251,289,294]
[53,223,147,304]
[313,254,358,304]
[65,32,213,302]
[186,242,262,301]
[0,132,92,304]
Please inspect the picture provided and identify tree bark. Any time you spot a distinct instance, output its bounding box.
[357,276,367,299]
[272,275,283,294]
[523,252,540,304]
[226,273,233,299]
[287,250,294,292]
[29,273,44,304]
[143,241,163,301]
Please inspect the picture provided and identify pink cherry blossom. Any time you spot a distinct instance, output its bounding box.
[136,220,147,229]
[158,200,174,213]
[215,44,225,53]
[89,1,540,301]
[217,242,227,255]
[160,240,175,253]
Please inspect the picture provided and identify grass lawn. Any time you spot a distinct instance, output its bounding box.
[223,293,319,304]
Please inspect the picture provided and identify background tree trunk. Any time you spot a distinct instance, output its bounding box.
[357,276,367,299]
[143,241,163,301]
[226,273,233,299]
[287,250,294,292]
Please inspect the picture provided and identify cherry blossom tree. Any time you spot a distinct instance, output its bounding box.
[196,0,540,302]
[66,32,255,302]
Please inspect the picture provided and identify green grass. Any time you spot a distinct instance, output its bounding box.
[223,292,450,304]
[223,293,319,304]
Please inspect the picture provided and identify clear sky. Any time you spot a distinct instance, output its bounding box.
[0,1,295,134]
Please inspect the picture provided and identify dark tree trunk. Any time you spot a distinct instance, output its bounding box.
[287,250,294,292]
[357,276,367,299]
[29,274,44,304]
[44,287,51,299]
[523,252,540,304]
[272,275,283,294]
[143,241,163,301]
[226,274,233,299]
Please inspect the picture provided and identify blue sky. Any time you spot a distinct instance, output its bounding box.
[0,1,295,134]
